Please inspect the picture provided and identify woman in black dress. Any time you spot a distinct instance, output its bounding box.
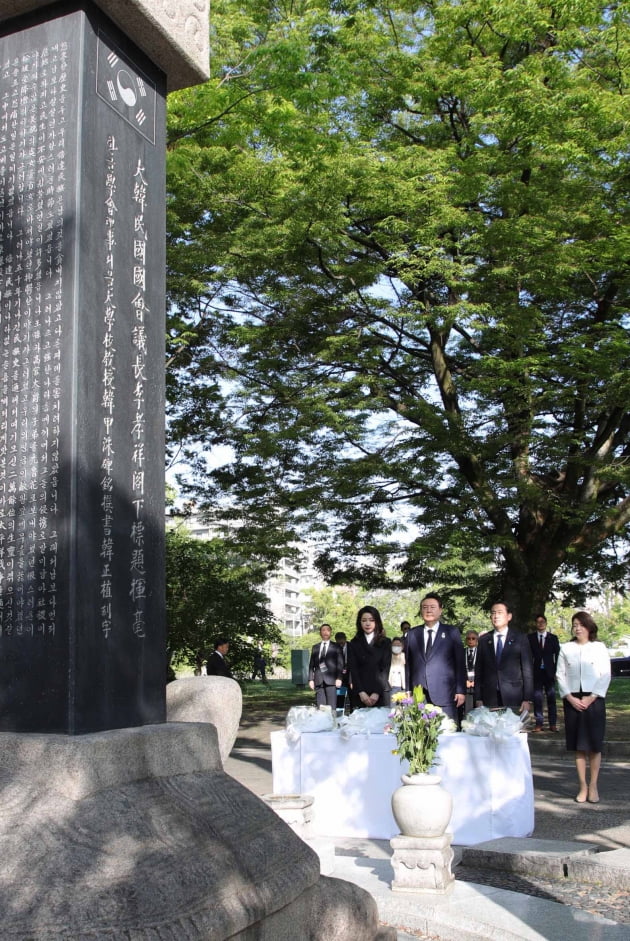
[347,606,392,709]
[556,612,611,803]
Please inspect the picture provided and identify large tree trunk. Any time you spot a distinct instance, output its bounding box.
[501,540,568,630]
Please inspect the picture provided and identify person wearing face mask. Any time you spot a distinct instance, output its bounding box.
[347,606,392,709]
[389,636,406,696]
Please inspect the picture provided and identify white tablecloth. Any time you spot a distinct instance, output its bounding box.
[271,730,534,845]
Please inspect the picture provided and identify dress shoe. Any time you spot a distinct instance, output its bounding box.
[550,726,558,732]
[533,726,543,733]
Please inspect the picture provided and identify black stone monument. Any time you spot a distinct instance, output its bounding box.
[0,12,382,941]
[0,1,166,732]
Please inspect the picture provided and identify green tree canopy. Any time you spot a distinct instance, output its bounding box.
[166,0,630,628]
[165,526,282,675]
[303,584,420,637]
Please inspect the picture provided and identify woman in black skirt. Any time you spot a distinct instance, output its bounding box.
[556,612,611,803]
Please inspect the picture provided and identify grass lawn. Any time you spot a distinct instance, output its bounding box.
[240,677,630,741]
[605,677,630,740]
[241,678,313,715]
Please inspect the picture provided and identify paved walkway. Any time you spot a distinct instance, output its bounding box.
[225,721,630,940]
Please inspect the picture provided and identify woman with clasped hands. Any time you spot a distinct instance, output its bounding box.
[347,606,392,710]
[556,612,611,804]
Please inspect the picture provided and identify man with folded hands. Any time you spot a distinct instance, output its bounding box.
[308,623,344,709]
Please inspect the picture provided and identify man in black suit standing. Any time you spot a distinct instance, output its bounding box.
[334,631,350,711]
[463,629,479,716]
[206,636,233,678]
[474,602,533,714]
[528,614,560,732]
[309,623,344,709]
[405,593,466,723]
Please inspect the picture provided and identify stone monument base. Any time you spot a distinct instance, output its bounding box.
[0,723,385,939]
[166,675,243,764]
[390,832,455,894]
[261,793,314,838]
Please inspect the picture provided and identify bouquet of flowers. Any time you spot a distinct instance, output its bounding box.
[338,707,391,740]
[461,705,528,740]
[384,687,455,775]
[285,705,336,743]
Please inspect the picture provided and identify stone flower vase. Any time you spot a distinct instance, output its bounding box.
[391,771,453,838]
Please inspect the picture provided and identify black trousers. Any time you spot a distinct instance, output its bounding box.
[315,684,338,709]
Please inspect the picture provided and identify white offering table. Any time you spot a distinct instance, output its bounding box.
[271,730,534,845]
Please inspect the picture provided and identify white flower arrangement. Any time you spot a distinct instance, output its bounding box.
[461,705,528,740]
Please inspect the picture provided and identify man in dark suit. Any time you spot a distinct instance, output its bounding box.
[474,602,533,714]
[405,593,466,723]
[308,624,344,709]
[528,614,560,732]
[206,636,233,678]
[334,631,350,711]
[463,629,479,717]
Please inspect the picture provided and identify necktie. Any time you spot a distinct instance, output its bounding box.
[496,634,503,664]
[320,642,327,661]
[539,634,544,648]
[425,629,433,655]
[467,650,474,669]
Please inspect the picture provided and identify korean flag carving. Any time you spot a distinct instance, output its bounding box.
[96,31,156,145]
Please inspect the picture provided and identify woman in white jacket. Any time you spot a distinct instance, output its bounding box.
[556,612,611,803]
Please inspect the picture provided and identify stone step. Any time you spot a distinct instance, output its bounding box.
[569,848,630,889]
[333,853,627,941]
[462,837,630,888]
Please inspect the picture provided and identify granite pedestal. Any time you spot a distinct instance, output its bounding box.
[0,723,385,939]
[390,832,455,895]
